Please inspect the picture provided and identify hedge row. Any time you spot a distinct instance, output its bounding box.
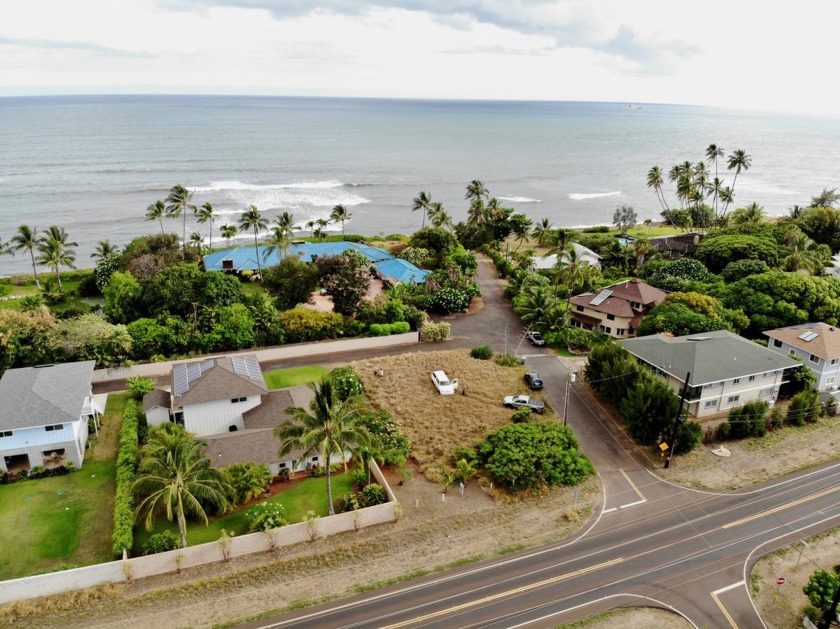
[368,321,411,336]
[112,399,141,558]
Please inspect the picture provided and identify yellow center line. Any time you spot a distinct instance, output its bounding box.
[619,468,646,503]
[722,485,840,529]
[381,558,624,629]
[710,591,739,629]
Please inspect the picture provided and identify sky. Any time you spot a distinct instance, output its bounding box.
[0,0,836,116]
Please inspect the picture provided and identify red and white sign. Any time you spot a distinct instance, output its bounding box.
[776,577,786,586]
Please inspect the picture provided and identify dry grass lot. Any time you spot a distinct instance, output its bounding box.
[355,348,555,479]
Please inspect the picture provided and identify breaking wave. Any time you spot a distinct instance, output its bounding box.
[568,191,621,200]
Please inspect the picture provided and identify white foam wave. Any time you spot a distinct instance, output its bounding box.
[568,191,621,200]
[192,179,345,193]
[498,196,541,203]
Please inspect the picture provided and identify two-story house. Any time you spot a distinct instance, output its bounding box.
[0,361,102,472]
[569,278,668,338]
[622,330,800,418]
[764,322,840,391]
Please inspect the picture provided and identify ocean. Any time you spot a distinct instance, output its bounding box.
[1,94,840,275]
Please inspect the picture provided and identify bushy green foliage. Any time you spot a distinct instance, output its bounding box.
[695,234,781,273]
[495,353,520,367]
[245,502,288,532]
[262,256,320,311]
[722,401,769,439]
[422,286,472,314]
[279,306,345,343]
[470,345,493,360]
[637,292,749,337]
[361,483,387,506]
[330,365,364,401]
[45,313,133,367]
[369,321,411,336]
[223,462,272,506]
[126,316,191,359]
[317,250,371,317]
[102,272,143,324]
[803,568,840,612]
[112,399,141,558]
[645,258,711,292]
[142,531,180,555]
[478,422,594,490]
[787,389,822,426]
[779,358,817,399]
[720,258,771,283]
[619,371,680,444]
[420,321,450,342]
[511,408,533,423]
[357,410,410,466]
[126,376,155,399]
[584,343,638,406]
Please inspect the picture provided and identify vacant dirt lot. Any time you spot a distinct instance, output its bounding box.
[4,350,840,629]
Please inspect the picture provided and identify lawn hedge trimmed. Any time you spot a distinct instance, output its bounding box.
[112,399,141,558]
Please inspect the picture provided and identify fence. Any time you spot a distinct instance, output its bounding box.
[0,461,397,605]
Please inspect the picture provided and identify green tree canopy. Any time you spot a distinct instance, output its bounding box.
[638,292,749,337]
[695,234,781,274]
[262,256,320,311]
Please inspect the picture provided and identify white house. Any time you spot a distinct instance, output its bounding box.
[764,322,840,391]
[622,330,800,418]
[532,243,601,271]
[144,355,343,475]
[0,361,102,472]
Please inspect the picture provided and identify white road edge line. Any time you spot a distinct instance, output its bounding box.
[713,580,745,595]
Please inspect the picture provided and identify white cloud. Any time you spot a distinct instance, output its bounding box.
[0,0,837,115]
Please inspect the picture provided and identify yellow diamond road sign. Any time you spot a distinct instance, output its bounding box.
[659,442,669,451]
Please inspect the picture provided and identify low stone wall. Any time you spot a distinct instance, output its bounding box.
[92,332,420,383]
[0,461,397,605]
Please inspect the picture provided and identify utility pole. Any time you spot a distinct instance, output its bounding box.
[563,370,576,427]
[664,371,691,469]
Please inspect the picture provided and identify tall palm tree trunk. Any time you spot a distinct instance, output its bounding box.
[159,217,165,235]
[253,229,262,277]
[177,508,189,548]
[325,453,334,516]
[28,250,41,289]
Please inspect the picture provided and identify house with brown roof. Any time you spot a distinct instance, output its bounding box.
[568,278,668,338]
[143,355,334,475]
[764,322,840,391]
[647,232,704,259]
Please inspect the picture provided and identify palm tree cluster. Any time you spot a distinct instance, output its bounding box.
[647,145,751,230]
[3,224,80,292]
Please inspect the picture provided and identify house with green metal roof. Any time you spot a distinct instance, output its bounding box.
[621,330,800,418]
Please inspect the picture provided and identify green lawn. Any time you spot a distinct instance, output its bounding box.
[0,392,128,580]
[264,366,329,389]
[132,472,354,552]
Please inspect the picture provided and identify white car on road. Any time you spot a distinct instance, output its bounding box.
[431,370,459,395]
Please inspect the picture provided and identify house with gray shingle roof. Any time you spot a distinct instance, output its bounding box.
[764,322,840,391]
[0,361,100,472]
[622,330,800,418]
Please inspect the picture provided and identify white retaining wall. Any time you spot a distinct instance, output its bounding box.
[0,461,397,605]
[92,332,420,383]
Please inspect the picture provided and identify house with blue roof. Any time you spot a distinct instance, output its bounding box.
[202,241,430,286]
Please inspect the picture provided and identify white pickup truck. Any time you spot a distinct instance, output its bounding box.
[431,370,459,395]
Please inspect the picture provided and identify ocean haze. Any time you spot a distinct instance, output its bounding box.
[1,94,839,275]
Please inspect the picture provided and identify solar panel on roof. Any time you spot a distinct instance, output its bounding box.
[589,289,613,306]
[798,331,820,342]
[231,355,262,382]
[173,359,215,397]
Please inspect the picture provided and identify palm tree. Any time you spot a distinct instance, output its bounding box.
[531,218,554,248]
[0,237,15,259]
[265,225,291,262]
[37,225,77,292]
[238,205,268,277]
[11,225,43,289]
[276,377,376,516]
[782,229,827,274]
[426,201,444,227]
[196,202,214,250]
[730,202,764,226]
[430,208,454,230]
[220,224,237,249]
[91,240,119,260]
[305,219,316,238]
[145,200,167,235]
[705,144,724,216]
[329,204,350,239]
[189,231,204,254]
[514,286,563,332]
[722,149,752,216]
[132,425,231,549]
[165,184,196,258]
[465,179,489,204]
[315,217,329,239]
[411,191,432,228]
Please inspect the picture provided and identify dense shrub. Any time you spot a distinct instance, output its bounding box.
[470,345,493,360]
[309,462,343,477]
[245,502,288,532]
[420,322,451,342]
[720,401,769,439]
[278,307,344,343]
[422,286,472,314]
[142,531,180,555]
[357,410,410,466]
[112,399,141,558]
[511,408,532,423]
[787,389,822,426]
[360,483,387,506]
[495,353,520,367]
[369,321,411,336]
[330,365,364,400]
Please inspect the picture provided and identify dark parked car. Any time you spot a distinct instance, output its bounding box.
[503,395,546,414]
[524,372,543,390]
[525,331,546,346]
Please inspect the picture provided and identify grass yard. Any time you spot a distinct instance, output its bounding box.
[264,365,329,389]
[132,472,354,553]
[0,392,128,580]
[354,349,553,478]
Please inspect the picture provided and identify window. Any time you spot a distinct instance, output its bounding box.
[827,376,836,385]
[704,382,723,389]
[726,395,740,404]
[576,305,584,312]
[789,349,797,357]
[606,314,615,321]
[45,424,64,432]
[704,400,718,409]
[773,339,782,348]
[748,375,756,382]
[616,329,625,336]
[602,326,612,334]
[231,397,247,403]
[733,378,741,384]
[0,430,11,438]
[809,354,820,364]
[174,411,184,426]
[832,358,839,365]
